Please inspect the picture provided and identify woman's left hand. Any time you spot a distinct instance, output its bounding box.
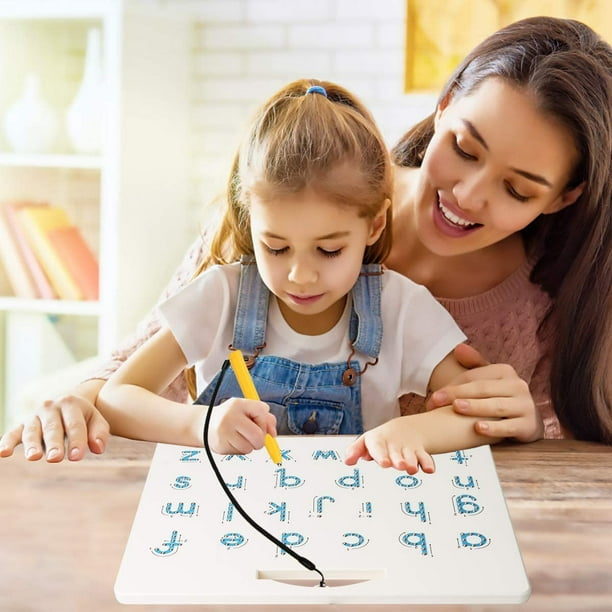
[426,344,544,443]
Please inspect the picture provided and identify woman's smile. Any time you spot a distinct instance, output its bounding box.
[432,194,482,237]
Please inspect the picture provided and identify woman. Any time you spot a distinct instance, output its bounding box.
[2,16,610,461]
[391,15,610,444]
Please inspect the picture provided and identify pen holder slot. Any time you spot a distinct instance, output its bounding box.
[256,568,386,587]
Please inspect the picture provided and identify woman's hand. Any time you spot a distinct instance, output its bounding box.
[427,344,544,442]
[0,380,110,462]
[208,397,277,455]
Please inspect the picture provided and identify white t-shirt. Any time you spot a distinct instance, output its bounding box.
[159,263,466,431]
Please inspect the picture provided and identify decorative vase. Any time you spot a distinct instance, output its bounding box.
[3,73,59,154]
[66,27,105,154]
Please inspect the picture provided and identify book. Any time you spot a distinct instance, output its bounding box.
[18,205,83,300]
[46,226,99,301]
[0,245,16,296]
[0,203,38,298]
[3,202,56,299]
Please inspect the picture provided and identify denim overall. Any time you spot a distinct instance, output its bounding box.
[194,258,383,435]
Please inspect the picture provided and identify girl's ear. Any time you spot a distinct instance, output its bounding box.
[544,181,585,214]
[366,199,390,245]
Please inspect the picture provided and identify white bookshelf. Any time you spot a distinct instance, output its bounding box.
[0,0,192,430]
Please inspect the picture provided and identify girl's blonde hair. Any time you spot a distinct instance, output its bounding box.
[199,78,392,273]
[185,78,393,398]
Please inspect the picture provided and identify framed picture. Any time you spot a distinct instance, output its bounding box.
[405,0,612,91]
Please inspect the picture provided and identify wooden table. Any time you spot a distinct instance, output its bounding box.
[1,437,611,611]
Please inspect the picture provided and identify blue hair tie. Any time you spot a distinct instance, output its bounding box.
[305,85,328,98]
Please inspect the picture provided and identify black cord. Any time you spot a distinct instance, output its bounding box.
[202,359,326,587]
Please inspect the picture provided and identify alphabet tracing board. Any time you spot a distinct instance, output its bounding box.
[115,438,530,605]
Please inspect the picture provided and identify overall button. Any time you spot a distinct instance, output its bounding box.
[301,411,319,434]
[342,367,357,386]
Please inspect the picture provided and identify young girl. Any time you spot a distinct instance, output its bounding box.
[97,80,510,474]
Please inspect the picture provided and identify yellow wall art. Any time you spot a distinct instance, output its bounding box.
[405,0,612,91]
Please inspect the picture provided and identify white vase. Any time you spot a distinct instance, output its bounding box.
[3,73,59,154]
[66,27,105,154]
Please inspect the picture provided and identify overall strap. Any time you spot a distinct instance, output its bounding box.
[348,263,383,359]
[231,256,269,354]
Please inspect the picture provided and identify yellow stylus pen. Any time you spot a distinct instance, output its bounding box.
[228,349,283,465]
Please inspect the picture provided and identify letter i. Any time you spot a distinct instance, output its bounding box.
[359,501,373,518]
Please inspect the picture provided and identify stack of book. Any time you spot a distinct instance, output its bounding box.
[0,201,99,301]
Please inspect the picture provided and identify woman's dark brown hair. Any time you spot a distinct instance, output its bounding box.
[393,17,612,443]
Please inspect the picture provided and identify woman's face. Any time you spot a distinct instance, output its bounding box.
[412,77,583,257]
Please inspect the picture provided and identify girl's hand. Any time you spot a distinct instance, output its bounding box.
[0,390,110,462]
[426,344,544,443]
[208,397,277,455]
[344,418,435,475]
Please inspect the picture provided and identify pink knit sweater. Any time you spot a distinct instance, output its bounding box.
[89,236,562,439]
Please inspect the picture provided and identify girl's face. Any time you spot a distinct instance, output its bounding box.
[413,77,583,257]
[249,188,386,335]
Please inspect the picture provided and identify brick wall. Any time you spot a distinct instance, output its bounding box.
[161,0,436,234]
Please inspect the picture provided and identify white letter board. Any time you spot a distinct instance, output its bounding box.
[115,437,530,605]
